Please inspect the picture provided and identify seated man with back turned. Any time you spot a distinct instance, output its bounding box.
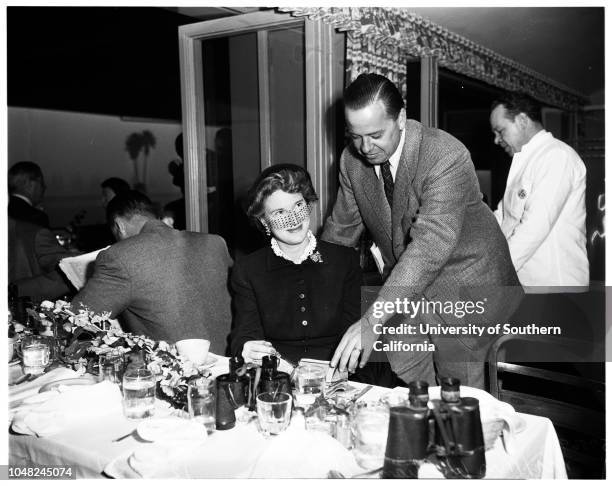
[72,190,233,354]
[8,161,50,228]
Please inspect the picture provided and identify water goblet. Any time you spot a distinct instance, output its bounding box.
[122,368,156,420]
[294,364,325,408]
[351,402,390,469]
[21,335,50,375]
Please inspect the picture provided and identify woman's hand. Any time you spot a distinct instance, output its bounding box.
[242,340,277,364]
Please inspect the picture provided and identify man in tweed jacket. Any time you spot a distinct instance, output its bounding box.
[322,74,521,388]
[73,191,233,354]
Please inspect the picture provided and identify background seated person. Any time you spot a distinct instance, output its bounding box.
[8,217,74,301]
[72,190,233,354]
[8,161,49,228]
[101,177,131,208]
[230,164,401,386]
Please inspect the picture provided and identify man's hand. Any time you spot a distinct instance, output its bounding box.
[242,340,276,364]
[330,317,379,373]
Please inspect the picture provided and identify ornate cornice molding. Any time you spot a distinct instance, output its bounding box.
[278,7,587,110]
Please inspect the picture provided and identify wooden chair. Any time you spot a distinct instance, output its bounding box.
[486,334,605,479]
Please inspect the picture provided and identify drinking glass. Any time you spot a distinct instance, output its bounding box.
[99,350,125,384]
[21,335,50,375]
[256,392,292,436]
[294,365,325,408]
[351,402,390,469]
[122,368,156,419]
[188,377,216,434]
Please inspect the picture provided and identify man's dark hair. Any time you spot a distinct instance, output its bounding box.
[101,177,131,195]
[491,94,543,124]
[344,73,405,120]
[8,161,43,194]
[106,190,157,225]
[246,164,318,232]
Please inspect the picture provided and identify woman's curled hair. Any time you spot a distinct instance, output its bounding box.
[246,164,318,230]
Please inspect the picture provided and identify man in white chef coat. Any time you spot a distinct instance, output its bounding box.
[490,94,589,291]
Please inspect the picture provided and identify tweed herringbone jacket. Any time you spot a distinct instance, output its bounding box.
[73,220,233,354]
[322,119,521,343]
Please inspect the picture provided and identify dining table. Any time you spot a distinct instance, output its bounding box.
[8,355,568,479]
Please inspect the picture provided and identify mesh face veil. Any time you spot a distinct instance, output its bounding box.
[266,201,312,231]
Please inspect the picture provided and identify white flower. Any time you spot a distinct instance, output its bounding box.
[55,300,70,310]
[40,300,55,310]
[148,362,162,376]
[157,341,170,352]
[103,334,121,346]
[161,384,175,397]
[74,314,89,327]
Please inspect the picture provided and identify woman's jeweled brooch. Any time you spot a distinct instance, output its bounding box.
[309,251,323,263]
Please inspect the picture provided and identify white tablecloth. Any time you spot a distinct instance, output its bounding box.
[8,357,567,479]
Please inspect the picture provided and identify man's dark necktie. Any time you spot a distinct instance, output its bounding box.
[381,161,394,208]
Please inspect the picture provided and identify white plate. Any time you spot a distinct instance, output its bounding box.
[38,376,99,393]
[136,417,208,442]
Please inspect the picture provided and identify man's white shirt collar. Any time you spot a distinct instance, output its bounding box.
[374,128,405,181]
[11,193,33,206]
[514,129,551,160]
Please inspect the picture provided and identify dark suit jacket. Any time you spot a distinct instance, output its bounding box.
[230,240,361,363]
[9,195,50,228]
[322,120,522,351]
[73,220,233,354]
[8,217,73,301]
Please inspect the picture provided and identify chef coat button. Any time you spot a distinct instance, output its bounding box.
[299,293,305,299]
[300,306,306,312]
[302,320,308,326]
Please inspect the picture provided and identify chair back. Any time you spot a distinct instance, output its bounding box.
[486,334,605,478]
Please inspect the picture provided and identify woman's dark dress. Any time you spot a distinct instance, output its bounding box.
[230,240,361,364]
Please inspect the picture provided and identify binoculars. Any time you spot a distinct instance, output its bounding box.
[215,354,292,430]
[382,378,486,479]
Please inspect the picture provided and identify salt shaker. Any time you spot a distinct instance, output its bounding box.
[335,411,352,449]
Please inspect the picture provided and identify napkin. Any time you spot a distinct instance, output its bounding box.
[11,380,122,436]
[404,385,526,452]
[127,427,209,479]
[105,424,361,479]
[105,423,267,479]
[9,367,82,405]
[249,428,361,478]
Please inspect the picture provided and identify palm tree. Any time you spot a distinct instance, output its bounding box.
[125,130,157,193]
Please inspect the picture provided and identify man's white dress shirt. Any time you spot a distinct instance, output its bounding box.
[494,130,589,289]
[374,129,405,182]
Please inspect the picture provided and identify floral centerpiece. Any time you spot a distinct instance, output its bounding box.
[14,300,207,409]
